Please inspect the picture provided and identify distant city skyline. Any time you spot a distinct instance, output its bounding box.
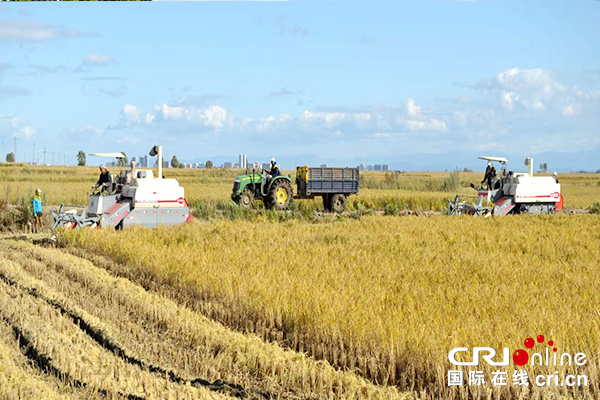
[0,2,599,171]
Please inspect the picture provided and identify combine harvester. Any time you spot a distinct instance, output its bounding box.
[448,156,563,216]
[51,145,193,229]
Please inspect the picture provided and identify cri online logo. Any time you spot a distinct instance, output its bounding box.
[449,335,587,367]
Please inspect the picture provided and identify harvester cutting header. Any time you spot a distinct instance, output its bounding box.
[51,145,193,229]
[448,156,563,216]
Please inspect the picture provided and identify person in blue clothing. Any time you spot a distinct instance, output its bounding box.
[32,189,43,233]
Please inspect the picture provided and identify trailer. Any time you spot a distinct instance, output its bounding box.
[295,166,359,212]
[231,166,359,212]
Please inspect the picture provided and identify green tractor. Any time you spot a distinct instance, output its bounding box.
[231,171,294,210]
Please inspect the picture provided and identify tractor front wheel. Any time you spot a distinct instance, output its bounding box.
[329,194,347,213]
[269,180,293,210]
[236,189,255,209]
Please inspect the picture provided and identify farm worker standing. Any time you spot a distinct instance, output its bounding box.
[93,165,112,192]
[32,189,43,233]
[125,160,137,185]
[553,172,559,183]
[481,162,496,190]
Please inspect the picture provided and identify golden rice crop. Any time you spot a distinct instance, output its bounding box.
[1,165,598,212]
[62,214,600,399]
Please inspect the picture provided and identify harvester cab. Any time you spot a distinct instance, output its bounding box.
[448,156,563,216]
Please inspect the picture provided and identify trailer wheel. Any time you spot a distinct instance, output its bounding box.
[269,179,293,210]
[236,189,254,209]
[330,194,347,213]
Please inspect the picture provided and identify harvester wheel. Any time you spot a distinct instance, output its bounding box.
[330,194,347,213]
[269,179,293,210]
[237,189,255,209]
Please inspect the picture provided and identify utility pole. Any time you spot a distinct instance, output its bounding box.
[32,140,35,165]
[58,153,61,166]
[43,147,47,165]
[13,135,17,162]
[37,150,40,166]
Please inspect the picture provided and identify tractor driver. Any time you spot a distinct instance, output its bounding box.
[93,165,112,192]
[264,158,281,177]
[481,161,496,190]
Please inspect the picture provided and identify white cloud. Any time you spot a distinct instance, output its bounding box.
[406,98,421,115]
[122,104,143,124]
[83,54,116,66]
[19,125,35,138]
[0,20,96,42]
[562,104,576,116]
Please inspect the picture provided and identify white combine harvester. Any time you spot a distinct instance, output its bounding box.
[51,145,194,229]
[448,156,563,216]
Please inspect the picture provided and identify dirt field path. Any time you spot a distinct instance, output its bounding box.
[0,237,404,400]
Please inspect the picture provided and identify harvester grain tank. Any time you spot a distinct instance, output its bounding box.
[448,156,563,216]
[231,166,359,212]
[51,145,193,229]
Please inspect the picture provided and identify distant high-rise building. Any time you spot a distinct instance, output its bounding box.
[223,162,235,169]
[320,163,328,168]
[262,163,271,171]
[239,153,247,169]
[382,164,390,171]
[358,163,367,171]
[367,165,374,171]
[251,161,261,170]
[163,160,170,169]
[374,164,382,171]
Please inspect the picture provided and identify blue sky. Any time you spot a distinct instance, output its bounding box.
[0,1,599,170]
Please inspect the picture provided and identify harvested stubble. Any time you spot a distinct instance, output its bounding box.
[62,214,600,400]
[0,239,403,400]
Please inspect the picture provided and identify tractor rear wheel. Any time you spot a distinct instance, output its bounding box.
[269,179,293,210]
[236,189,254,209]
[329,194,347,213]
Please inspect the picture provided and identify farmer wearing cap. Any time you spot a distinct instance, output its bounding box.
[32,189,43,233]
[481,161,496,190]
[93,165,112,192]
[553,171,559,183]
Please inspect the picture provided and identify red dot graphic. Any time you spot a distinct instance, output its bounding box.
[513,349,529,366]
[553,348,557,352]
[548,340,554,346]
[524,338,535,348]
[537,335,545,343]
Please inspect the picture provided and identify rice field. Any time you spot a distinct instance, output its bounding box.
[0,163,599,399]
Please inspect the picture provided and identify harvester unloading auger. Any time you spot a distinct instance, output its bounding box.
[51,145,194,230]
[448,156,563,216]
